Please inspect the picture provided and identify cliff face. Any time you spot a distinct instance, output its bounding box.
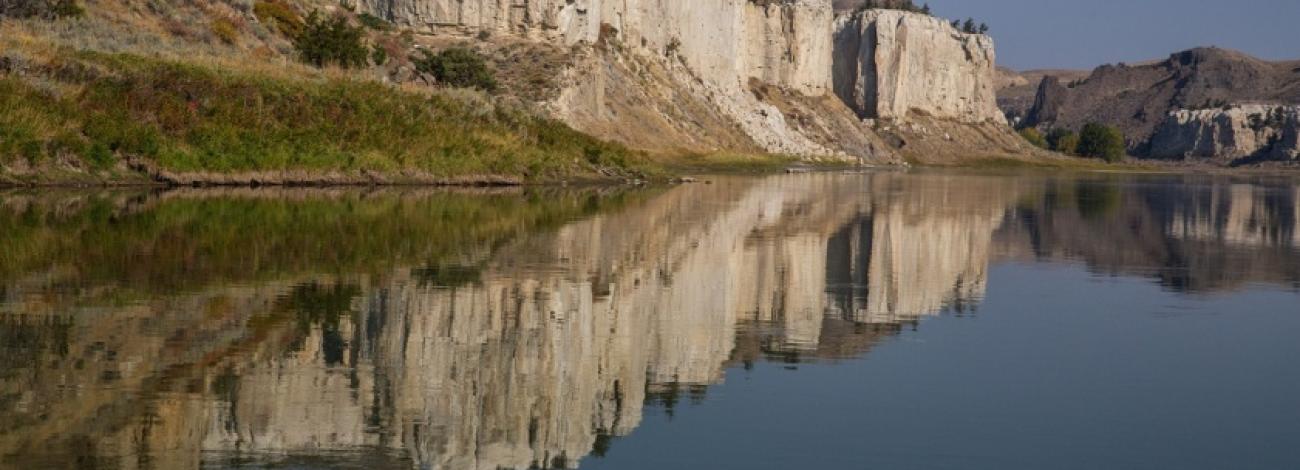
[360,1,1023,161]
[359,0,831,93]
[832,9,1002,123]
[1149,105,1300,161]
[544,0,864,159]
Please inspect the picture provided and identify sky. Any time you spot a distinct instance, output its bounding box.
[923,0,1300,71]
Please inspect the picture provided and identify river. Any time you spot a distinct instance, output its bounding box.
[2,170,1298,469]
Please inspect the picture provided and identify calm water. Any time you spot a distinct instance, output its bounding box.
[1,171,1298,469]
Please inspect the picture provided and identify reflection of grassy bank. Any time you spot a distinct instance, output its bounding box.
[0,48,646,185]
[0,187,655,292]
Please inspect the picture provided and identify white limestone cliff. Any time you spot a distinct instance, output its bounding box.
[832,9,1003,123]
[1149,105,1300,161]
[358,1,1015,161]
[360,0,832,94]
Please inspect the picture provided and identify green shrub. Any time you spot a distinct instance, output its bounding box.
[1018,128,1047,148]
[412,47,498,92]
[371,44,388,66]
[49,0,81,18]
[1078,123,1126,162]
[0,0,83,19]
[1046,128,1079,155]
[294,12,368,69]
[19,140,42,163]
[253,0,303,38]
[85,142,114,168]
[1057,133,1080,156]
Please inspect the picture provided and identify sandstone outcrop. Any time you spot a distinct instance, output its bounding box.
[832,9,1003,123]
[1149,105,1300,161]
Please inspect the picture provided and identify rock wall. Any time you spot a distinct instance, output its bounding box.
[542,0,864,159]
[361,1,1018,161]
[1149,105,1300,162]
[362,0,832,94]
[832,9,1002,123]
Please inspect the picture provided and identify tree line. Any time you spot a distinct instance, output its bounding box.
[853,0,932,15]
[1019,124,1127,163]
[951,18,989,34]
[851,1,991,34]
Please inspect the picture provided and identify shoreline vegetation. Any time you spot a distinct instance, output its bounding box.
[0,46,659,187]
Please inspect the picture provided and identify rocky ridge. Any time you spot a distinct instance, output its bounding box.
[995,68,1090,126]
[1020,47,1300,162]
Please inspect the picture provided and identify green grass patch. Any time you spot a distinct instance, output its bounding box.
[1,49,645,181]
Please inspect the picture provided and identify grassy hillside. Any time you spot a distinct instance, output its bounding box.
[0,1,648,185]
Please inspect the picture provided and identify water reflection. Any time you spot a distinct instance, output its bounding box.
[1,172,1297,469]
[1000,177,1300,292]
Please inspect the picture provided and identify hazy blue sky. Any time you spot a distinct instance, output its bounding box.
[924,0,1300,70]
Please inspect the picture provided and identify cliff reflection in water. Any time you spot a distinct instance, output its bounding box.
[1,172,1297,469]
